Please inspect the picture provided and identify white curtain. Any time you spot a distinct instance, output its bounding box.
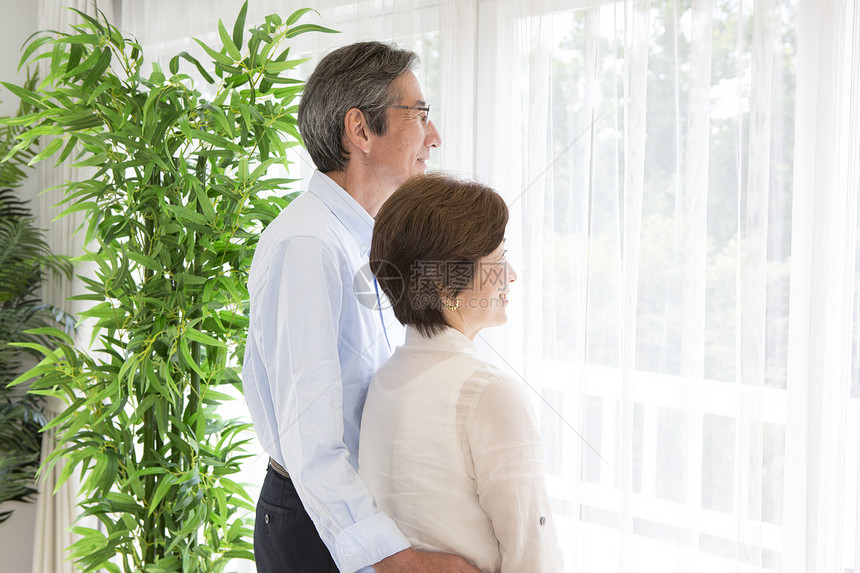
[57,0,860,571]
[787,1,860,571]
[31,397,82,573]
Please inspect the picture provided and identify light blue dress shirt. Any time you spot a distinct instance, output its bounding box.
[243,171,408,572]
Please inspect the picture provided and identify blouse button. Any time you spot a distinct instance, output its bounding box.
[540,516,547,526]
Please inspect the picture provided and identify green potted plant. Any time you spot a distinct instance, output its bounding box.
[3,4,335,571]
[0,192,72,524]
[0,72,73,524]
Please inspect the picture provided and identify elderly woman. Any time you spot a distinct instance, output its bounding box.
[359,174,564,573]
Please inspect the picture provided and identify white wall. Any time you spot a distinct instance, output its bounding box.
[0,0,40,205]
[0,2,43,572]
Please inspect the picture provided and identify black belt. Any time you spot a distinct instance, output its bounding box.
[269,457,291,479]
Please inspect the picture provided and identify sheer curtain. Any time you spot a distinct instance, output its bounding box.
[475,1,860,571]
[56,0,860,571]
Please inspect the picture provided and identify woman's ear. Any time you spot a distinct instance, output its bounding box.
[343,108,372,155]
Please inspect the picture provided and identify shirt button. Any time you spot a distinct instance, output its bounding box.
[540,516,547,526]
[265,514,270,524]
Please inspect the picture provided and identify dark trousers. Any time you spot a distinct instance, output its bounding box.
[254,466,340,573]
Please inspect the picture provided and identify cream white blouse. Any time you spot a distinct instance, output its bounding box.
[358,326,564,573]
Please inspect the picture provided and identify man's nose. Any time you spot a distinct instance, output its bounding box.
[425,120,442,148]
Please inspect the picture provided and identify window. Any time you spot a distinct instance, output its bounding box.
[123,2,860,571]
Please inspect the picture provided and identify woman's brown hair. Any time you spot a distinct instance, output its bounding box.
[370,173,508,337]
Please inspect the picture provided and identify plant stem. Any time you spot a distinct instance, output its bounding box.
[143,404,156,563]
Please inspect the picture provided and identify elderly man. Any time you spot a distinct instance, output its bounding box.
[243,42,482,573]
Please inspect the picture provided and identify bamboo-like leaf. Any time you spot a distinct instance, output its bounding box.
[0,81,44,110]
[0,108,57,127]
[67,9,107,34]
[284,23,340,38]
[164,507,204,554]
[200,103,233,137]
[54,451,85,493]
[79,301,122,321]
[248,28,273,44]
[217,20,241,61]
[173,273,208,286]
[218,477,253,504]
[65,43,83,76]
[22,326,75,346]
[193,38,234,66]
[63,45,101,80]
[200,389,233,403]
[258,77,273,94]
[8,341,58,359]
[82,47,112,90]
[215,61,248,76]
[39,398,86,436]
[28,137,63,165]
[170,51,215,84]
[246,35,260,70]
[218,311,249,329]
[179,338,206,378]
[55,200,98,221]
[264,58,309,74]
[222,549,255,561]
[126,250,160,271]
[285,8,318,27]
[15,123,62,141]
[185,327,225,348]
[192,184,216,223]
[56,134,79,163]
[164,203,208,226]
[149,64,165,86]
[71,152,108,168]
[104,492,140,514]
[213,487,228,527]
[17,35,53,71]
[258,131,269,161]
[85,80,113,105]
[232,1,248,49]
[147,473,177,516]
[55,34,101,46]
[191,128,245,153]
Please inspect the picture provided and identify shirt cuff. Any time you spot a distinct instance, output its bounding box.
[334,511,411,573]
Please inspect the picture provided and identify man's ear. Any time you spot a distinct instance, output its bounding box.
[343,108,372,155]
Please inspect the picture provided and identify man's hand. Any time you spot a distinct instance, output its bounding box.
[373,547,485,573]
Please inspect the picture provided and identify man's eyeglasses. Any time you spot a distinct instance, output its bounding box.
[387,104,431,125]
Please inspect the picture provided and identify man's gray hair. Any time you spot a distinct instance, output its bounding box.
[298,41,420,173]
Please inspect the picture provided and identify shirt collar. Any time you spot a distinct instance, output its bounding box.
[404,325,479,355]
[307,170,375,249]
